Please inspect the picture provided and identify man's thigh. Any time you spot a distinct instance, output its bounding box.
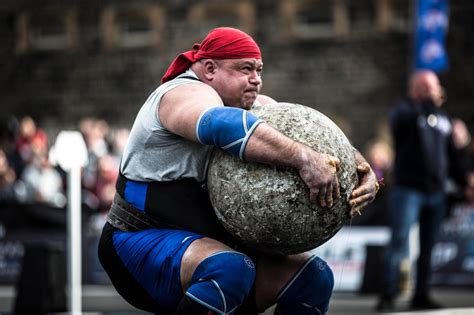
[109,226,204,308]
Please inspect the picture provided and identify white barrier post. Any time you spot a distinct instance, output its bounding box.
[51,131,88,315]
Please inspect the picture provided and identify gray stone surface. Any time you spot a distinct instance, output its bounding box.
[207,103,358,255]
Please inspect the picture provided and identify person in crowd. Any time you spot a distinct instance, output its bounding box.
[93,153,119,213]
[0,148,17,202]
[14,116,48,174]
[376,69,469,311]
[464,172,474,206]
[109,127,130,159]
[17,139,65,208]
[365,139,393,184]
[98,27,378,315]
[80,117,111,191]
[0,116,21,176]
[444,118,472,210]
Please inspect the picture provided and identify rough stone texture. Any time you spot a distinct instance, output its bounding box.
[207,103,358,255]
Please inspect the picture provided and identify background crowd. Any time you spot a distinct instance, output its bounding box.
[0,115,128,229]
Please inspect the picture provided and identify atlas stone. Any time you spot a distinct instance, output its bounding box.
[207,102,358,255]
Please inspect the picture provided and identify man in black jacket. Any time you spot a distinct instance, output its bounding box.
[376,70,468,311]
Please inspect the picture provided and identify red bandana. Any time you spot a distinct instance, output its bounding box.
[161,27,261,83]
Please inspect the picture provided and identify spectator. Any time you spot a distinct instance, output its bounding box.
[451,118,471,150]
[79,117,110,191]
[0,149,16,202]
[15,116,48,170]
[93,153,119,213]
[365,139,393,183]
[445,118,472,210]
[0,115,21,176]
[109,127,130,159]
[464,172,474,206]
[376,70,469,311]
[17,149,65,208]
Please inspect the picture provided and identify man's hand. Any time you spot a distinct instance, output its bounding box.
[298,147,341,208]
[242,122,340,208]
[349,161,378,217]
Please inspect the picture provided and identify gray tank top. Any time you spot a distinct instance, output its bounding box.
[120,70,214,183]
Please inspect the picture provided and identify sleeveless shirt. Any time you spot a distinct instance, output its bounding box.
[120,69,215,183]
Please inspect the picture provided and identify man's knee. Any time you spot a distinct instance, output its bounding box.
[275,255,334,315]
[184,251,256,314]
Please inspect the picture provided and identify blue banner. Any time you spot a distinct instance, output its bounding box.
[415,0,449,72]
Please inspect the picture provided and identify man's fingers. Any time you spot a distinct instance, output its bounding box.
[310,188,319,203]
[333,177,341,200]
[326,184,333,208]
[349,192,376,216]
[331,157,341,171]
[351,184,367,197]
[349,194,371,208]
[318,186,327,207]
[357,162,370,172]
[350,201,370,217]
[351,183,373,198]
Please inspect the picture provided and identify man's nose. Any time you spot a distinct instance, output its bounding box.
[249,71,262,85]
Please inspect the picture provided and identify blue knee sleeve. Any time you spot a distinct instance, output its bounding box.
[196,106,263,160]
[185,251,256,314]
[275,255,334,315]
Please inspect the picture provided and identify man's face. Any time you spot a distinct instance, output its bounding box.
[410,71,445,106]
[210,58,263,110]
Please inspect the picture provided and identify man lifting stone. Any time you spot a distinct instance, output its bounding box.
[98,27,378,315]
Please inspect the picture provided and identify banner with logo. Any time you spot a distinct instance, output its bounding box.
[431,203,474,286]
[415,0,449,72]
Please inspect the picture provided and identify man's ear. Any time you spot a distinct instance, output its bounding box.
[202,59,218,80]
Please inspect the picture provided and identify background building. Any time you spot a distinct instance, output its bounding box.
[0,0,472,148]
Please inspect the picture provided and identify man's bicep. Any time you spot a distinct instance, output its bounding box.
[159,84,223,141]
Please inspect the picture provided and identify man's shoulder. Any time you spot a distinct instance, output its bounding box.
[164,81,220,102]
[160,81,223,115]
[391,98,414,112]
[395,97,412,107]
[389,98,417,125]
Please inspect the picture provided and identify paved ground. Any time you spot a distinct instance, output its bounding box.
[0,285,472,314]
[328,289,474,315]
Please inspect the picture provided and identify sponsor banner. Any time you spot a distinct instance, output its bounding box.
[431,203,474,286]
[415,0,449,72]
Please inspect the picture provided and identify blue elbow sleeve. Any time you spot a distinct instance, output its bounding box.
[196,106,263,160]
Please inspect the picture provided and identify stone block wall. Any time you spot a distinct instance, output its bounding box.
[0,0,472,149]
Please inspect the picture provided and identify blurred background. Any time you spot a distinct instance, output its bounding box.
[0,0,473,314]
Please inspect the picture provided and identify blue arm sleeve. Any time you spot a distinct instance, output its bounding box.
[196,106,263,160]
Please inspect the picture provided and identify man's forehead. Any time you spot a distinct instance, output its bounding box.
[226,58,263,67]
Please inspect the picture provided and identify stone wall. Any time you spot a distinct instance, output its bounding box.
[0,0,473,149]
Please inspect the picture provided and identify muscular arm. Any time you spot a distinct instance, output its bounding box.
[159,84,340,207]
